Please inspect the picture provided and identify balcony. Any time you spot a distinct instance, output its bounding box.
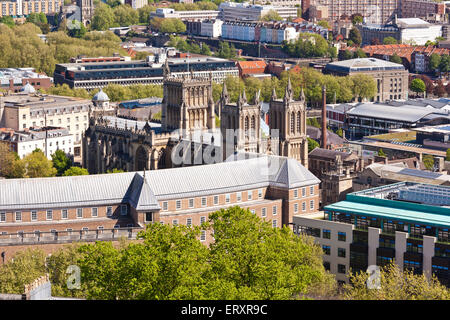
[0,227,144,246]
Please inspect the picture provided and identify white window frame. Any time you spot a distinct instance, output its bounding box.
[302,187,306,197]
[162,201,168,211]
[247,191,252,200]
[294,189,298,199]
[0,212,5,222]
[188,198,194,208]
[310,186,314,195]
[236,192,242,202]
[62,209,68,219]
[261,207,267,218]
[302,202,306,212]
[15,211,22,222]
[46,210,53,221]
[31,211,37,221]
[213,195,219,205]
[176,200,181,210]
[200,216,206,225]
[258,188,263,198]
[200,230,206,242]
[76,208,83,218]
[107,206,113,216]
[186,218,192,227]
[272,219,277,228]
[172,219,178,226]
[272,206,277,216]
[92,207,98,217]
[201,197,207,207]
[225,194,230,203]
[310,200,314,210]
[294,203,298,213]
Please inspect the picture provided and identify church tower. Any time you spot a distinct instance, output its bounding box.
[76,0,94,26]
[161,70,215,134]
[269,78,308,168]
[220,83,261,159]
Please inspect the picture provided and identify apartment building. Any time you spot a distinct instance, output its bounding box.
[150,8,220,21]
[400,0,445,19]
[0,127,73,159]
[218,2,298,22]
[293,182,450,287]
[0,155,321,256]
[304,0,399,24]
[0,88,92,162]
[0,0,63,18]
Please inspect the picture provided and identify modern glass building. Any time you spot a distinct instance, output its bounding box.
[293,182,450,286]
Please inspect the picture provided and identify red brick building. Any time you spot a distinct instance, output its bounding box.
[0,155,320,257]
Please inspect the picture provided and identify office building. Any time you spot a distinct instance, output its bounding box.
[293,182,450,286]
[324,58,409,103]
[218,2,298,22]
[0,69,52,93]
[53,51,239,90]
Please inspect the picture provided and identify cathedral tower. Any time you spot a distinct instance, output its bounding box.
[161,72,215,133]
[76,0,94,26]
[269,78,308,168]
[220,83,262,159]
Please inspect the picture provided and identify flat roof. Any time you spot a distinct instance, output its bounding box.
[325,58,405,73]
[325,200,450,228]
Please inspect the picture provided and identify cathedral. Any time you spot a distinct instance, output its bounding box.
[83,67,308,174]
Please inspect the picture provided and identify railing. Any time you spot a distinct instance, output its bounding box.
[0,227,144,246]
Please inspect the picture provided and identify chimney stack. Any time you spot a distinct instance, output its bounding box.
[321,85,327,149]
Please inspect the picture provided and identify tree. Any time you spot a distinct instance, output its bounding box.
[282,33,330,58]
[67,20,87,38]
[446,149,450,161]
[137,5,156,24]
[106,168,125,173]
[0,16,15,28]
[51,149,72,176]
[200,43,212,56]
[377,148,386,157]
[351,74,376,101]
[0,249,47,294]
[0,142,19,178]
[328,46,337,59]
[318,20,330,29]
[62,166,89,176]
[342,262,450,300]
[353,48,367,58]
[423,154,435,170]
[207,207,335,299]
[308,137,320,152]
[351,14,363,25]
[429,53,441,73]
[20,151,57,178]
[434,80,446,97]
[370,38,381,45]
[349,27,362,46]
[438,54,450,76]
[342,50,354,60]
[92,3,116,30]
[336,128,343,138]
[383,36,398,45]
[113,4,139,27]
[410,78,426,97]
[260,10,282,21]
[389,54,402,65]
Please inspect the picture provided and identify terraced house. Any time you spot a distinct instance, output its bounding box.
[293,182,450,287]
[0,154,320,259]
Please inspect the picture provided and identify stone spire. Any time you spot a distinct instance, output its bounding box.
[254,89,261,105]
[163,59,170,79]
[221,81,229,104]
[284,76,293,102]
[271,87,277,101]
[300,87,305,101]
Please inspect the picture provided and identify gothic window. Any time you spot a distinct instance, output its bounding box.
[251,115,256,130]
[290,112,295,134]
[297,111,301,133]
[244,116,249,135]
